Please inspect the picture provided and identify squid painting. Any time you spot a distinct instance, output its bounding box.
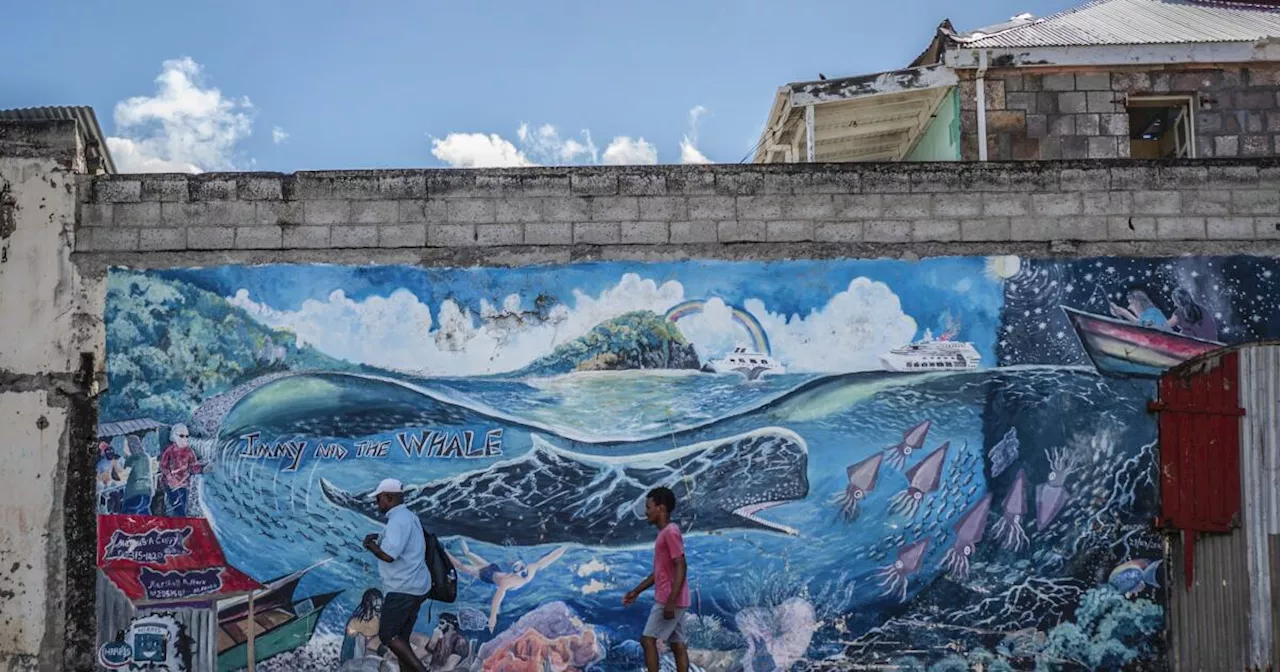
[991,469,1030,551]
[941,493,993,581]
[1036,447,1080,530]
[875,539,928,602]
[888,441,948,518]
[834,452,884,522]
[884,420,931,470]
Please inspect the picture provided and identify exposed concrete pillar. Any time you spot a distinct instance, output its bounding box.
[0,120,104,672]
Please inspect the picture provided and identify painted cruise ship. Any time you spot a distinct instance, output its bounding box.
[880,329,981,373]
[706,346,786,380]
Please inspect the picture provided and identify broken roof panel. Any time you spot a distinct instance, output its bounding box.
[960,0,1280,48]
[754,65,957,163]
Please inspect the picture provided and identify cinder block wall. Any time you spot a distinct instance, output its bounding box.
[74,161,1280,268]
[960,65,1280,161]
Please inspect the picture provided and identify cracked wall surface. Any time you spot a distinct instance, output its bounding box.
[0,121,103,672]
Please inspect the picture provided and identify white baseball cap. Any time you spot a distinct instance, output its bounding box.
[370,478,404,499]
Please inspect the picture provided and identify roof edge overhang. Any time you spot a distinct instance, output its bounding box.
[1164,339,1280,379]
[752,64,958,162]
[946,38,1280,69]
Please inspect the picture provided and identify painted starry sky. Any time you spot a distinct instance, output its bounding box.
[999,255,1280,367]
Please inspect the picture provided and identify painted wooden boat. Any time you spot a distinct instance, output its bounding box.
[1061,306,1224,378]
[215,564,340,672]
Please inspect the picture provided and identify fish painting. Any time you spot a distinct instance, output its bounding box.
[988,427,1020,478]
[833,452,884,522]
[941,493,993,580]
[1108,559,1162,596]
[888,442,949,518]
[991,469,1030,551]
[874,539,928,601]
[884,420,931,470]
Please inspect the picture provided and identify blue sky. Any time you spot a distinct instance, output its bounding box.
[144,258,1003,374]
[4,0,1079,172]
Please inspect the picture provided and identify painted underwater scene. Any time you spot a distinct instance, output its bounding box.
[100,255,1280,670]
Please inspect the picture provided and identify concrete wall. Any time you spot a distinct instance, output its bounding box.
[73,159,1280,266]
[0,121,103,672]
[960,64,1280,161]
[7,117,1280,670]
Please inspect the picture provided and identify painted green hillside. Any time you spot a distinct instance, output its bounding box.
[102,271,357,424]
[517,310,702,376]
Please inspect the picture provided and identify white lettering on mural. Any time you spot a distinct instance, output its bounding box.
[233,427,503,471]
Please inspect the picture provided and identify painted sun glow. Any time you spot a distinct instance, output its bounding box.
[985,255,1022,281]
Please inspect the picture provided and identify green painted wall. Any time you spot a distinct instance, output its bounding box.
[906,88,960,162]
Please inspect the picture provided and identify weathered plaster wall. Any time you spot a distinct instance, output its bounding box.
[959,64,1280,161]
[0,121,103,672]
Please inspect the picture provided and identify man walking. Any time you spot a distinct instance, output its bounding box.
[623,486,691,672]
[361,478,432,672]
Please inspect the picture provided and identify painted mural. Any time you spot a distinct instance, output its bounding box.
[95,255,1280,671]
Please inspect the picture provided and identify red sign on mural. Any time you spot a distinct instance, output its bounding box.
[97,515,261,603]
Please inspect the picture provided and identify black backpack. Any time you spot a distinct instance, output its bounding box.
[422,527,457,603]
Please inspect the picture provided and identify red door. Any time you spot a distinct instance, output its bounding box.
[1149,352,1244,588]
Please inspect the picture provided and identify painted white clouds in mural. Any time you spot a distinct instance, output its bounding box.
[229,273,916,375]
[673,278,917,372]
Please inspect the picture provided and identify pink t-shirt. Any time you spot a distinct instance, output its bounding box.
[653,523,690,608]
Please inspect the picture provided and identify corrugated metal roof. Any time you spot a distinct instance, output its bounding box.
[0,106,116,174]
[962,0,1280,48]
[97,418,165,438]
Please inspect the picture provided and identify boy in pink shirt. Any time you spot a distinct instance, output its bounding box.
[623,486,690,672]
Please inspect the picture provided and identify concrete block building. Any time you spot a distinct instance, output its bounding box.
[754,0,1280,163]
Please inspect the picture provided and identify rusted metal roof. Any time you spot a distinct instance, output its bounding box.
[97,418,165,439]
[0,106,116,174]
[960,0,1280,48]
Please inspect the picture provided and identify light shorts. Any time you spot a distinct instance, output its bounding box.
[641,603,687,644]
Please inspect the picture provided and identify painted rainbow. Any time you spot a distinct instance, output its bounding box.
[665,299,772,356]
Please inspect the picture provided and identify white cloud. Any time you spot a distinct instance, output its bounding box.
[673,278,918,372]
[430,106,709,168]
[429,132,534,168]
[272,127,289,144]
[229,273,683,376]
[680,105,711,164]
[601,136,658,165]
[521,124,598,164]
[229,273,919,376]
[106,57,253,173]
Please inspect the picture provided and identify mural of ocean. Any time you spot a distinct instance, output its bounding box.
[199,365,1159,661]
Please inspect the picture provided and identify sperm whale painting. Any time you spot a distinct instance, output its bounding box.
[322,428,810,546]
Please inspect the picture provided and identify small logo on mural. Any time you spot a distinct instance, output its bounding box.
[97,613,188,672]
[103,527,194,564]
[139,567,224,601]
[97,640,132,669]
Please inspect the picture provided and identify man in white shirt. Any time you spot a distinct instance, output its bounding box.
[362,478,432,672]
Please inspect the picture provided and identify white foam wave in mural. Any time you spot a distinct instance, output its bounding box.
[228,273,915,375]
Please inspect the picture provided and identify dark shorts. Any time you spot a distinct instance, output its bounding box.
[378,592,427,644]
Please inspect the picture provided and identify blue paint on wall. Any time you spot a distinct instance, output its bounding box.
[98,254,1271,670]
